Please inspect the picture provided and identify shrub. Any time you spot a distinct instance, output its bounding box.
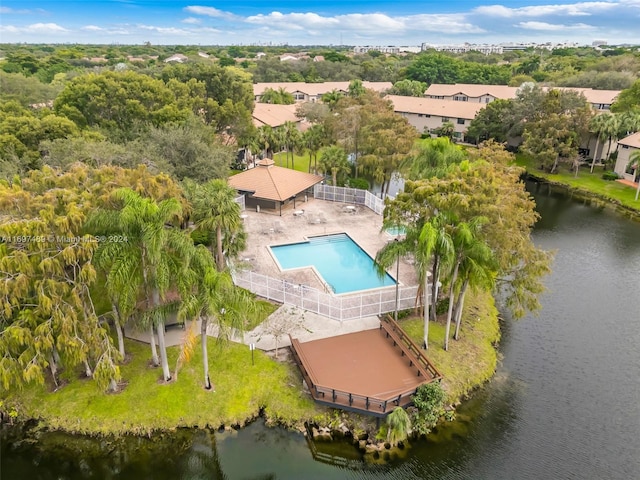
[411,382,447,435]
[346,177,369,190]
[386,407,411,446]
[602,171,620,181]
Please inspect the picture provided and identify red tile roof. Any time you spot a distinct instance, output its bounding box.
[228,159,324,202]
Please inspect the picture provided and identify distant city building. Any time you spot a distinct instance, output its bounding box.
[421,41,581,54]
[353,46,401,54]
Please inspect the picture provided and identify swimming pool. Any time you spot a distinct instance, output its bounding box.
[269,233,397,294]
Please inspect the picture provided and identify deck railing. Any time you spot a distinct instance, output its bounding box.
[380,315,442,381]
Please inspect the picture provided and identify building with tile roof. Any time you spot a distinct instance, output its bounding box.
[228,159,324,215]
[386,95,485,142]
[253,82,392,103]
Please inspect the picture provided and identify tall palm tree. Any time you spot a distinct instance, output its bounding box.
[302,124,325,173]
[91,188,193,382]
[588,114,610,173]
[452,225,497,340]
[599,113,620,164]
[443,217,491,351]
[376,212,454,350]
[318,145,351,186]
[281,121,301,169]
[179,246,259,389]
[191,179,243,271]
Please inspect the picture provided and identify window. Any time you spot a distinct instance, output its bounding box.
[453,96,468,102]
[294,93,305,101]
[418,114,424,117]
[457,118,465,125]
[484,97,491,103]
[622,145,629,149]
[442,117,450,123]
[430,95,445,100]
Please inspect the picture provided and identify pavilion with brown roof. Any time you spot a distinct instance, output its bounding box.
[228,159,324,215]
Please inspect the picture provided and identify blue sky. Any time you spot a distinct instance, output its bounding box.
[1,1,639,46]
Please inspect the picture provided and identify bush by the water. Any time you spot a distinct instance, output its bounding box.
[410,382,447,435]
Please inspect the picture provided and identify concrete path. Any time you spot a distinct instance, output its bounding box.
[125,307,380,352]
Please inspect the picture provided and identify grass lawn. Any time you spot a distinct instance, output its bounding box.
[516,154,640,213]
[400,289,501,403]
[273,151,317,174]
[4,336,317,436]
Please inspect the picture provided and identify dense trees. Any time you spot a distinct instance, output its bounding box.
[381,142,552,348]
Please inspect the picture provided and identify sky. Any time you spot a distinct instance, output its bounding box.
[1,0,639,46]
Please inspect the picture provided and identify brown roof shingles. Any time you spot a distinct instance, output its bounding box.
[619,132,640,149]
[386,94,486,119]
[228,159,324,202]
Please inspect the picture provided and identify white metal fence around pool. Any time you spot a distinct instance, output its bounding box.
[233,269,420,321]
[313,185,387,216]
[235,194,246,210]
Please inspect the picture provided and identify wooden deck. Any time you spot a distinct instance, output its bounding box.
[290,317,441,417]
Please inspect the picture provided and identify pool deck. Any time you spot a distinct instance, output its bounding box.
[126,198,419,351]
[237,197,418,293]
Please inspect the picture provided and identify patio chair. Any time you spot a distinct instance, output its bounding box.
[273,220,284,233]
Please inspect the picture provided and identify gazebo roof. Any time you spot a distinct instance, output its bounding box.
[228,159,324,202]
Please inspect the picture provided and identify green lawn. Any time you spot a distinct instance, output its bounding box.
[516,154,640,212]
[273,151,316,173]
[4,336,317,436]
[399,290,501,403]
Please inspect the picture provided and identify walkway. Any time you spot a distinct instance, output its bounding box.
[616,178,639,189]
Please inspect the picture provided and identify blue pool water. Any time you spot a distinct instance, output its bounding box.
[270,233,396,294]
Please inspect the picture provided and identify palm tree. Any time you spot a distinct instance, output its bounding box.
[256,125,274,159]
[302,124,325,173]
[386,407,411,446]
[443,217,491,351]
[281,121,301,169]
[403,137,466,180]
[452,224,497,340]
[376,213,453,350]
[91,188,193,382]
[179,246,259,389]
[321,89,343,110]
[318,145,351,186]
[191,179,243,271]
[599,113,620,164]
[589,114,610,173]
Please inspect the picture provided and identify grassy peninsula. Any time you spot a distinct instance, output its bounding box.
[3,291,500,437]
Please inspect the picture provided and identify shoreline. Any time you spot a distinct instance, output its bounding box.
[1,291,501,445]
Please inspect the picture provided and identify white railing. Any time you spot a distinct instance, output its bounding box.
[233,270,420,322]
[313,185,386,215]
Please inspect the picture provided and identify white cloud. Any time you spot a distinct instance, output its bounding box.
[0,7,44,15]
[244,11,483,36]
[184,6,234,18]
[138,24,191,35]
[475,2,621,18]
[181,17,201,24]
[518,21,596,31]
[81,25,104,31]
[2,23,69,34]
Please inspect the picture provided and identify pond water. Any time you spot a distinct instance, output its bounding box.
[3,181,640,479]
